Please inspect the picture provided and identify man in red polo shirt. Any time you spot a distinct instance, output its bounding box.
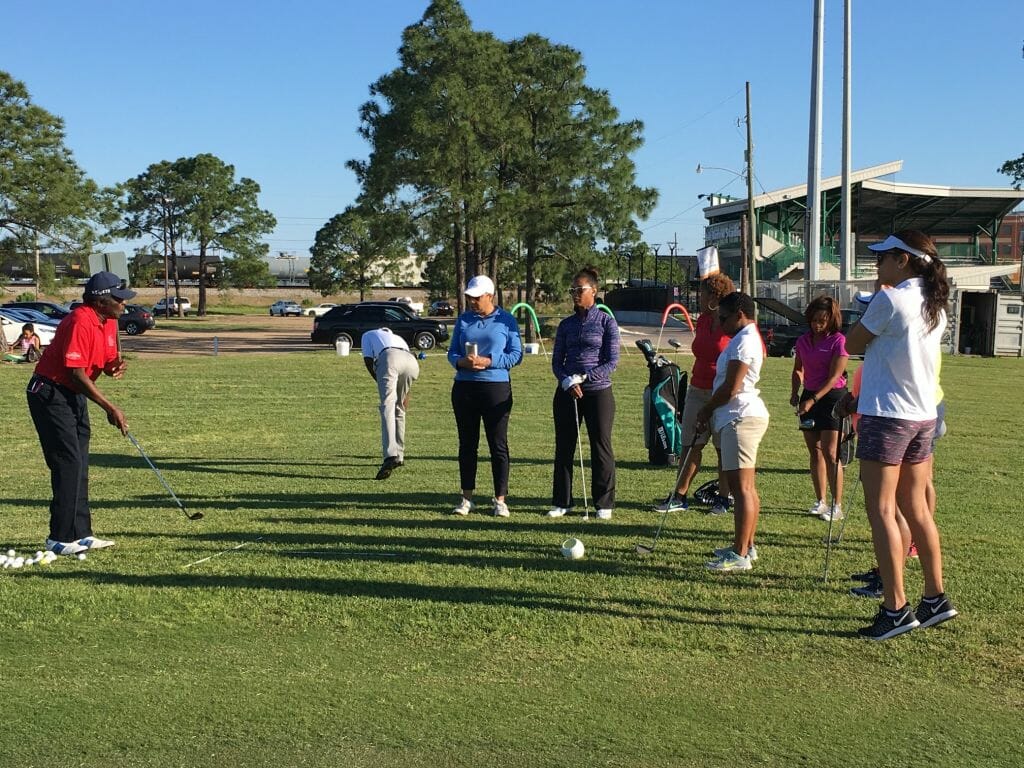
[27,271,134,556]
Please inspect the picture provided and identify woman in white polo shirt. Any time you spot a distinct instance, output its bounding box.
[843,230,957,641]
[695,291,770,572]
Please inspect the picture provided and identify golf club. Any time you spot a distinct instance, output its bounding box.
[126,432,203,521]
[573,397,589,520]
[636,436,702,556]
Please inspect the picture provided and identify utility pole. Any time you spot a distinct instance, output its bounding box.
[745,81,757,297]
[840,0,853,287]
[806,0,826,296]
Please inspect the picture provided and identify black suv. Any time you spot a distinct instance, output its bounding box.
[311,302,449,350]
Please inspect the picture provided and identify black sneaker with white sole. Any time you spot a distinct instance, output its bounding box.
[857,604,920,641]
[914,594,959,629]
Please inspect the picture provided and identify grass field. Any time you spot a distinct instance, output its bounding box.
[1,345,1022,767]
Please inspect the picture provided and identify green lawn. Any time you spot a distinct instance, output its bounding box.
[1,348,1021,767]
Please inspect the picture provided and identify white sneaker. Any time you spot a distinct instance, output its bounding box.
[713,544,758,562]
[545,507,568,518]
[492,498,511,517]
[808,500,829,517]
[596,508,613,520]
[704,550,752,572]
[77,536,115,550]
[452,498,474,516]
[45,538,88,556]
[819,504,844,522]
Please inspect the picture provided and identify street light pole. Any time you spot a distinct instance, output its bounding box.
[161,196,171,319]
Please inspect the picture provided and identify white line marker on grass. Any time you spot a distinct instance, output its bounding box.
[184,537,264,569]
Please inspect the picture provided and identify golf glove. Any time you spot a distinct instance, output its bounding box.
[561,374,587,391]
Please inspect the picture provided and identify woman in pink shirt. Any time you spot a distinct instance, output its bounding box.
[655,273,734,513]
[790,295,849,522]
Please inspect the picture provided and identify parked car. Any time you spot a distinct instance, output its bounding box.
[311,302,449,350]
[152,296,192,316]
[270,300,303,317]
[120,304,156,335]
[2,301,71,321]
[429,299,454,317]
[0,310,56,347]
[755,297,863,357]
[388,296,424,315]
[304,302,338,317]
[0,307,60,329]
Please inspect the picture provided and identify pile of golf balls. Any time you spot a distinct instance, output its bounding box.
[1,548,59,570]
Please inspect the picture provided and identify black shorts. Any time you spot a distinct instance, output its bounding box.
[799,387,847,432]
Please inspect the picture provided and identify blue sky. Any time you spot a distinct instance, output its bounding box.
[6,0,1023,257]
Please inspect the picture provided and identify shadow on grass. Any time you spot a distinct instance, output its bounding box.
[34,568,839,636]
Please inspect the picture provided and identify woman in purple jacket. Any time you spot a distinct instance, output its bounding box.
[547,266,620,520]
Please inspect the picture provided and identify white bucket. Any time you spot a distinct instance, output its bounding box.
[335,339,351,357]
[524,342,540,355]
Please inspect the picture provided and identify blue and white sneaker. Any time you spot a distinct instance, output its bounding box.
[45,538,88,556]
[654,495,688,513]
[858,604,919,641]
[77,536,115,550]
[709,495,733,516]
[914,594,958,629]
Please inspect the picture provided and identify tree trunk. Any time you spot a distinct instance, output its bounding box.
[524,236,537,343]
[197,241,208,317]
[453,219,466,314]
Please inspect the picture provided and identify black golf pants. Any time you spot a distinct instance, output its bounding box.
[552,386,616,510]
[451,380,512,497]
[27,375,93,542]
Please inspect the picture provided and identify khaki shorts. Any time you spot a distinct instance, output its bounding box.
[680,386,713,447]
[713,416,769,471]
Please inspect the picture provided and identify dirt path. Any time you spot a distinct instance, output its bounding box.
[120,315,321,357]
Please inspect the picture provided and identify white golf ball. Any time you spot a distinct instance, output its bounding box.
[77,553,87,561]
[6,549,14,558]
[12,559,24,569]
[560,537,585,560]
[34,551,43,560]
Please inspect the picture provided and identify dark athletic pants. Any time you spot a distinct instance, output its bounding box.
[26,375,93,542]
[451,380,512,497]
[552,386,616,510]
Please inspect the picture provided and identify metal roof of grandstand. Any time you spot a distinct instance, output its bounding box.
[704,160,1024,234]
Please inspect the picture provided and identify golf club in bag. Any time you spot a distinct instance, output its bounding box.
[636,432,705,556]
[126,432,203,521]
[823,411,857,582]
[635,339,685,466]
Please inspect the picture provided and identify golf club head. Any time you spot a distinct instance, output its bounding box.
[668,339,682,349]
[186,510,204,521]
[635,543,655,557]
[821,533,843,546]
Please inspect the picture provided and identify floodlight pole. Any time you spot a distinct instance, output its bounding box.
[745,81,757,298]
[840,0,853,287]
[806,0,826,298]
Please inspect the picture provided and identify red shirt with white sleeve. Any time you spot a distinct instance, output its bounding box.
[34,305,119,389]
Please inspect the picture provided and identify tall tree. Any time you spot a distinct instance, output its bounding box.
[0,70,112,260]
[998,154,1024,190]
[112,161,187,309]
[113,155,275,315]
[173,154,275,315]
[349,2,656,318]
[308,204,409,300]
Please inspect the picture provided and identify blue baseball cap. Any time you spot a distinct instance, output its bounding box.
[84,271,136,301]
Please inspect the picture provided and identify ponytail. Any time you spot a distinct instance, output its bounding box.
[915,256,950,333]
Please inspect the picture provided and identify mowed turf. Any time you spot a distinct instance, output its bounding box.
[1,346,1022,767]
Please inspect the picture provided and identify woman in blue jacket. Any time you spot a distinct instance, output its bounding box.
[447,275,523,517]
[548,266,620,519]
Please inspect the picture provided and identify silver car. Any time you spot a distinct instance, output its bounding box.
[269,300,302,317]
